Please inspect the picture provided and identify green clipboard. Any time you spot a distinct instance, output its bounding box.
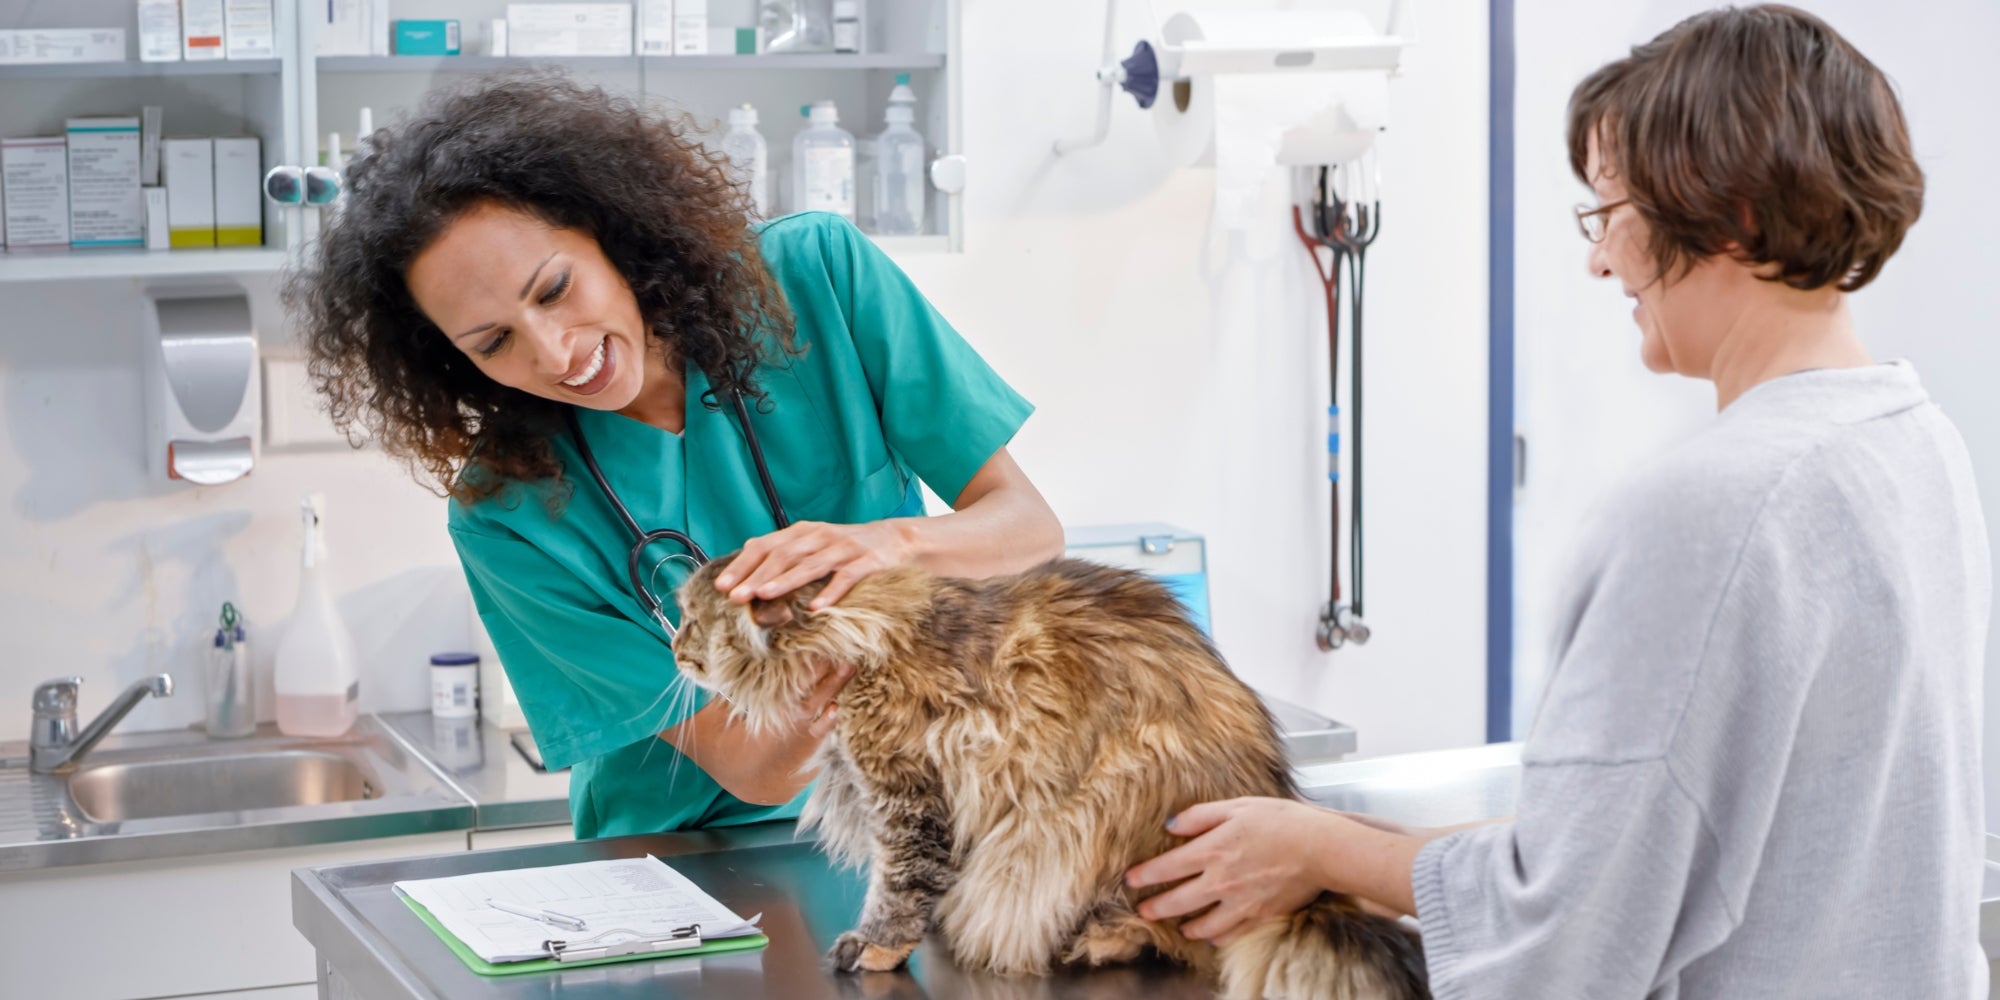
[400,894,770,976]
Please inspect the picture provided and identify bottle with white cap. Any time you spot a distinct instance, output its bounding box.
[871,75,926,236]
[273,494,359,738]
[792,100,854,221]
[720,104,770,219]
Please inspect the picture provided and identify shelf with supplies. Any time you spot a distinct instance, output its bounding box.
[0,0,963,275]
[315,53,946,73]
[0,247,290,284]
[0,59,283,81]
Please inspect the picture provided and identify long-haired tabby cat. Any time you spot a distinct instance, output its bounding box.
[671,555,1428,1000]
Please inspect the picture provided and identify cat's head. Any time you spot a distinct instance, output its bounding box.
[670,552,921,734]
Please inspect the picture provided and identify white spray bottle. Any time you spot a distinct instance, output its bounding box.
[273,494,359,737]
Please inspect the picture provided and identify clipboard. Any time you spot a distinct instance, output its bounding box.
[401,895,770,977]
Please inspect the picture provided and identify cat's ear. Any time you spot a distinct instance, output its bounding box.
[750,596,794,629]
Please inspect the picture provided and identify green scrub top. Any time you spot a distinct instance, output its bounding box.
[447,213,1034,839]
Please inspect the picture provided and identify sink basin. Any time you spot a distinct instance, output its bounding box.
[67,750,379,822]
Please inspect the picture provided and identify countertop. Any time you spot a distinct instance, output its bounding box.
[290,744,1529,1000]
[293,742,2000,999]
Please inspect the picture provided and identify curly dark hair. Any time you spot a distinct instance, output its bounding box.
[284,73,795,504]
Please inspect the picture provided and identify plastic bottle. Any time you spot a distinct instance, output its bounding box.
[792,100,855,221]
[764,0,834,54]
[872,76,926,236]
[720,104,770,219]
[273,495,360,737]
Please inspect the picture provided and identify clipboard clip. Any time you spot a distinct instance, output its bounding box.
[545,924,705,963]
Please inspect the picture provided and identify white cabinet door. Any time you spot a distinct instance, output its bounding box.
[0,832,462,1000]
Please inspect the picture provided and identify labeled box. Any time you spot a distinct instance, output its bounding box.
[163,137,216,248]
[317,0,372,56]
[1,138,70,249]
[183,0,226,60]
[674,0,708,54]
[138,0,182,62]
[0,28,127,64]
[507,4,634,56]
[66,117,143,248]
[640,0,673,55]
[225,0,277,59]
[394,20,461,56]
[213,136,263,247]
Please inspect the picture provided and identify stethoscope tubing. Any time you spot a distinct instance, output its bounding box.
[565,387,790,629]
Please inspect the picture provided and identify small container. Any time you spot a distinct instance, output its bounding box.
[832,0,860,53]
[205,602,255,738]
[429,652,480,719]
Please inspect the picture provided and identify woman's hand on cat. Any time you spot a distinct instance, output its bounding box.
[714,520,916,611]
[1124,798,1336,942]
[1125,798,1427,935]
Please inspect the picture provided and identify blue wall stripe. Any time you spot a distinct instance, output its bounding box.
[1486,0,1517,743]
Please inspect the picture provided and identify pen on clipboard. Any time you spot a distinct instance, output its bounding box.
[486,898,587,931]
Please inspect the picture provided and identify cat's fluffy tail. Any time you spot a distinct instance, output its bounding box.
[1215,893,1429,1000]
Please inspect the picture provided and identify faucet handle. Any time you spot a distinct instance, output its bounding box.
[32,677,81,717]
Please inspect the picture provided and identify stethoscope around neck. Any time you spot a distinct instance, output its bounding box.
[565,388,790,638]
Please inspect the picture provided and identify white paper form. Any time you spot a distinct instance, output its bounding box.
[394,855,762,963]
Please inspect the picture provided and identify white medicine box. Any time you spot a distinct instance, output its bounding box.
[212,137,262,246]
[163,137,216,247]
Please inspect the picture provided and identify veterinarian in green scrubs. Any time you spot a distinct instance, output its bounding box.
[291,81,1063,840]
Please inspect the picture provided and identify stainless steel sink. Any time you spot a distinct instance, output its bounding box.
[0,717,478,870]
[67,750,381,823]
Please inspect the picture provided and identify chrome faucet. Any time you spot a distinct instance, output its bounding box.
[30,675,174,774]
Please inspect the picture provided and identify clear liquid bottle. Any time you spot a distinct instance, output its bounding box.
[792,100,855,221]
[273,495,359,737]
[872,75,926,236]
[721,104,769,219]
[763,0,834,54]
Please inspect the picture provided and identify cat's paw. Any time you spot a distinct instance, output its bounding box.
[829,931,916,972]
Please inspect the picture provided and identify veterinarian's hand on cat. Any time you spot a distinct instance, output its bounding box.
[715,519,913,611]
[1125,798,1426,941]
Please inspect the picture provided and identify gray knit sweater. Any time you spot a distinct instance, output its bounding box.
[1415,361,1991,999]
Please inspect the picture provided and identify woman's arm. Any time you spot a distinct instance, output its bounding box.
[1123,798,1463,939]
[659,661,854,805]
[714,446,1062,609]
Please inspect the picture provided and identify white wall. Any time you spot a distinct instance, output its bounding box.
[0,0,1493,760]
[1512,2,2000,820]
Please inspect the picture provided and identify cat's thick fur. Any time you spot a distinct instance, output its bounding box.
[672,556,1428,1000]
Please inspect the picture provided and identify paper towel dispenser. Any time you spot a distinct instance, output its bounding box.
[143,290,259,485]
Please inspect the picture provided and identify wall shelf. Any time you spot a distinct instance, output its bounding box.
[0,59,282,80]
[0,248,289,284]
[315,53,945,74]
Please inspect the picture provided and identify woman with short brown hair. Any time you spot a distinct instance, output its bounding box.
[1128,7,1990,996]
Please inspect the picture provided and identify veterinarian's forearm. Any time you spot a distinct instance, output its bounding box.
[661,701,817,805]
[898,449,1062,578]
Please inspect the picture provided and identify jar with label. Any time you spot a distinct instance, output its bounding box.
[429,652,480,718]
[792,100,855,220]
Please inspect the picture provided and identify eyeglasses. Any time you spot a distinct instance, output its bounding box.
[1574,199,1629,243]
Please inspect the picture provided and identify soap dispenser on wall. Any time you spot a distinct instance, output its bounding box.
[142,289,260,485]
